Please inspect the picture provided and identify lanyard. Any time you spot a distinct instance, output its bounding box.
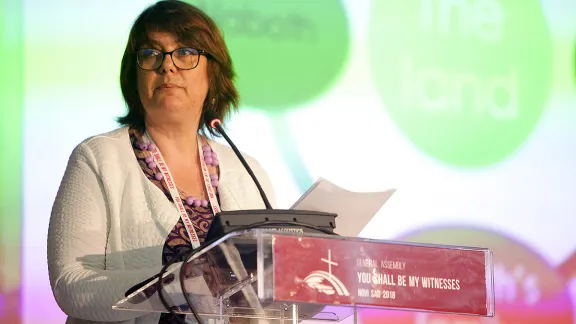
[143,132,221,249]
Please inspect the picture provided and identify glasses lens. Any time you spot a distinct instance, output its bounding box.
[172,48,200,69]
[137,49,163,70]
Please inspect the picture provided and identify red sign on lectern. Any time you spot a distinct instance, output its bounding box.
[272,235,492,316]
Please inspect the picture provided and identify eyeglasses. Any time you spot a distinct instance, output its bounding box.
[136,47,207,70]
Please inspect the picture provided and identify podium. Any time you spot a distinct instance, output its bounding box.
[113,229,494,323]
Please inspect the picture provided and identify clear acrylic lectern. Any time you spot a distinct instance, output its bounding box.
[114,229,494,323]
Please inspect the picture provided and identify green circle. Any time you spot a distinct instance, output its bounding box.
[194,0,351,110]
[369,0,552,167]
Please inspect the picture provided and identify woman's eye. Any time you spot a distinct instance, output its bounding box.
[177,48,196,56]
[141,49,159,57]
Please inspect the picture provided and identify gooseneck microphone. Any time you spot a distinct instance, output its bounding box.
[202,110,338,241]
[206,114,272,209]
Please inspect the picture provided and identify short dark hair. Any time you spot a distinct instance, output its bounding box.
[117,0,238,136]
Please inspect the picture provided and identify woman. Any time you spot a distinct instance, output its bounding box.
[47,1,276,323]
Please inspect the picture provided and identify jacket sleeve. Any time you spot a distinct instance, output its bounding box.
[47,142,162,322]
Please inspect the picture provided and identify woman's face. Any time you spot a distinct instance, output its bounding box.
[137,31,209,127]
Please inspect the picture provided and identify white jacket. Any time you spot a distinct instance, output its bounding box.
[47,127,276,324]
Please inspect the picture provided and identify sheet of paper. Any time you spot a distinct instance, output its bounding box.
[290,177,396,237]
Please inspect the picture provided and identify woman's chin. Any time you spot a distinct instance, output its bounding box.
[156,96,186,109]
[146,102,200,123]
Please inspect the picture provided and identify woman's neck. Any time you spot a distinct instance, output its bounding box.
[145,121,200,167]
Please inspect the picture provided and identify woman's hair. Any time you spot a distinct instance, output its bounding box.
[117,0,238,136]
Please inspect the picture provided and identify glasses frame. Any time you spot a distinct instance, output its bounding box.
[136,47,208,71]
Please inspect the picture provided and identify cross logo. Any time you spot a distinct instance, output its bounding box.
[303,248,350,297]
[321,249,338,279]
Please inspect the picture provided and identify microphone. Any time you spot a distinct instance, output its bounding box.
[202,110,338,242]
